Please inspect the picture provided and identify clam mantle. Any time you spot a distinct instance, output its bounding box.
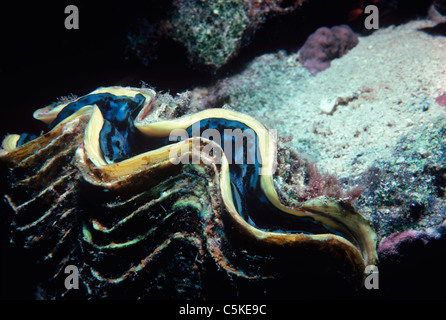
[0,86,377,299]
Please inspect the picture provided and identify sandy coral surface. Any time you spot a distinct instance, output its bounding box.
[199,20,445,179]
[191,19,446,238]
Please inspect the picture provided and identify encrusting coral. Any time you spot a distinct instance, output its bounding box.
[126,0,307,70]
[298,25,359,75]
[436,92,446,106]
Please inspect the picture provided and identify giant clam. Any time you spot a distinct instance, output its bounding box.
[1,86,377,299]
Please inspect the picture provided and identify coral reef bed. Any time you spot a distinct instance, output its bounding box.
[192,19,445,180]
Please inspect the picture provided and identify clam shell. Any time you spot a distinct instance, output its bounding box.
[1,86,377,299]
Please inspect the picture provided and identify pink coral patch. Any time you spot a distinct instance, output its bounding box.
[436,92,446,107]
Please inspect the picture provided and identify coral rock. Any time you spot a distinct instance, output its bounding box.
[378,220,446,259]
[299,25,359,75]
[376,220,446,298]
[436,92,446,107]
[127,0,306,70]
